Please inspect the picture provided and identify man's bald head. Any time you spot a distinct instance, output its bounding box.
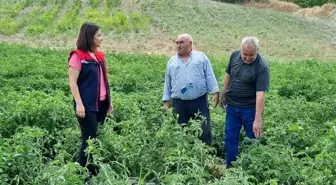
[176,34,193,56]
[177,34,193,43]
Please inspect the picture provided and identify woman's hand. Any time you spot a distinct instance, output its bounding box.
[108,103,114,113]
[76,104,85,118]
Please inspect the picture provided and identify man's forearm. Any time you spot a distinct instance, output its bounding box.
[255,91,265,120]
[162,77,171,101]
[222,79,229,93]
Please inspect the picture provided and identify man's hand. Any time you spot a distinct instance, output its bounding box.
[253,118,263,138]
[163,101,171,112]
[221,93,227,110]
[212,92,219,108]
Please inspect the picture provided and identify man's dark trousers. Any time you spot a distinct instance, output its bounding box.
[172,94,212,145]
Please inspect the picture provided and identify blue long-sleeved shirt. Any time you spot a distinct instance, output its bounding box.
[162,50,219,101]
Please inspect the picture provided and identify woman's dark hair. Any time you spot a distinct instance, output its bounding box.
[76,22,100,52]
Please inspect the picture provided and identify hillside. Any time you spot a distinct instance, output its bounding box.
[0,0,335,61]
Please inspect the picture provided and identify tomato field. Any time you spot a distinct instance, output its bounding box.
[0,43,336,184]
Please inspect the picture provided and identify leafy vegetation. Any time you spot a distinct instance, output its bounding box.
[25,6,59,36]
[0,0,150,37]
[0,0,33,18]
[0,6,40,36]
[0,43,336,184]
[56,0,82,33]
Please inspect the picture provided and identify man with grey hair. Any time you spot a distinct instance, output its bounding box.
[162,33,219,145]
[221,36,269,168]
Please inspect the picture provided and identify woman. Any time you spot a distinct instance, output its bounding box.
[68,22,113,176]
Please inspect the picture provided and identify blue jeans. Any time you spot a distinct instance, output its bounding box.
[224,104,256,166]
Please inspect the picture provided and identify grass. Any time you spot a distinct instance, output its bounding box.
[143,0,336,61]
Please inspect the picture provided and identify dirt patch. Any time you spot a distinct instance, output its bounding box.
[295,3,336,17]
[245,0,300,13]
[245,0,336,17]
[121,0,134,12]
